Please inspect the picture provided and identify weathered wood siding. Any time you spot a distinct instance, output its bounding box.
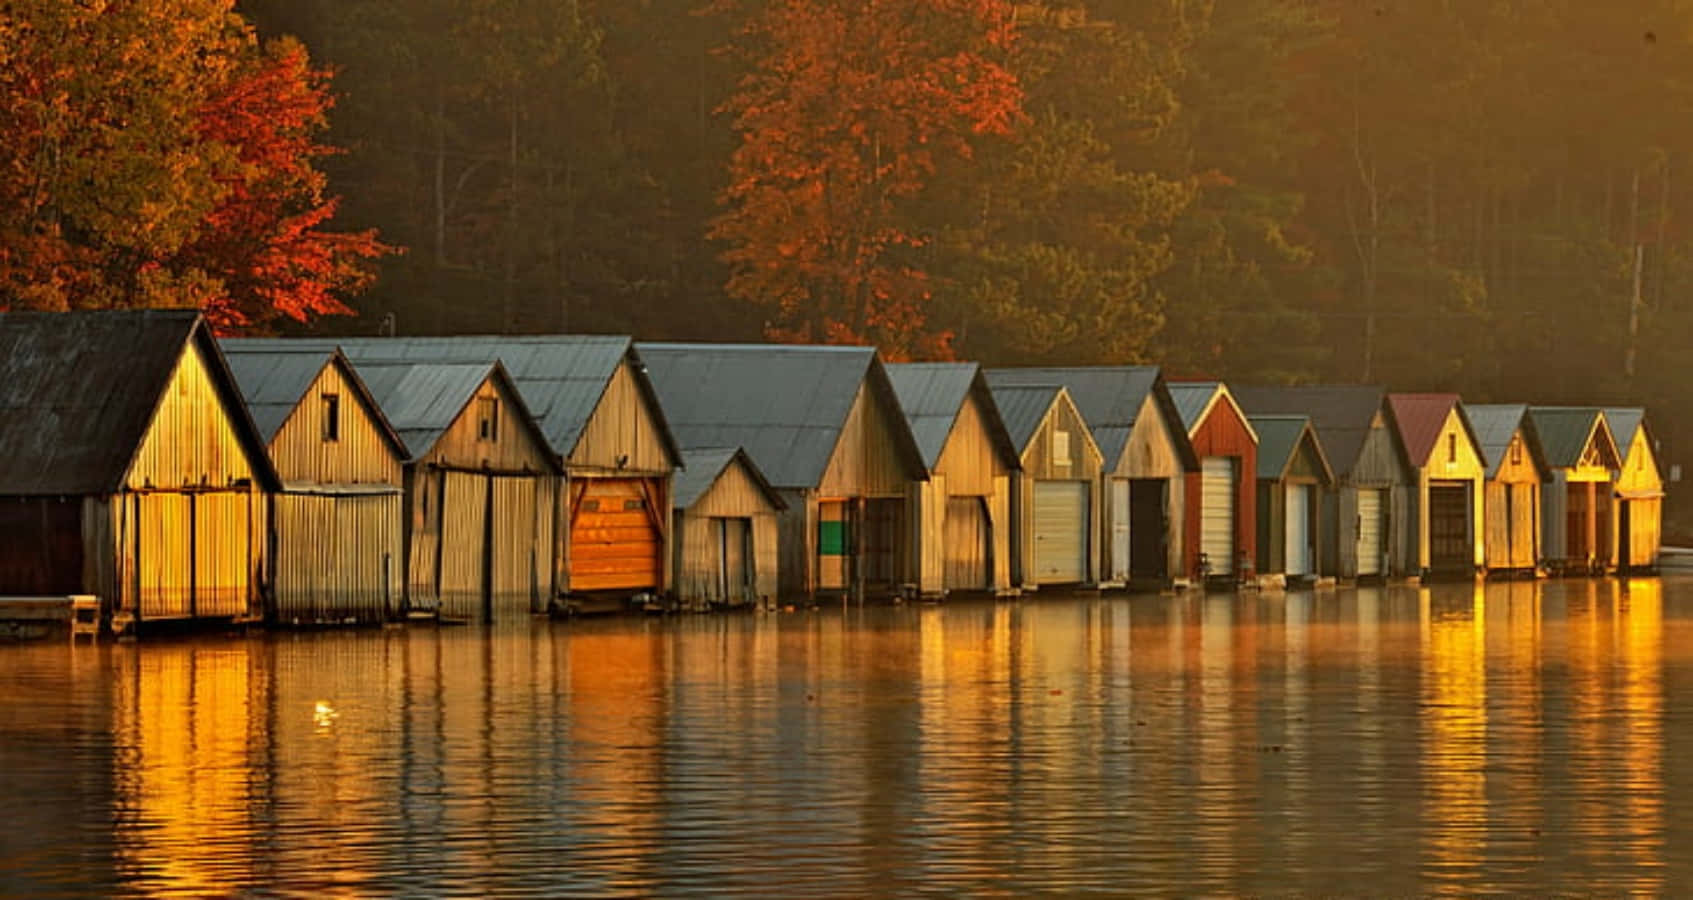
[673,458,781,608]
[1104,393,1187,585]
[273,492,402,623]
[1181,398,1258,580]
[1540,429,1620,571]
[567,362,674,476]
[1615,425,1663,570]
[270,363,403,487]
[1257,435,1329,576]
[912,392,1015,594]
[0,498,84,594]
[1407,408,1487,573]
[126,343,257,491]
[819,383,911,499]
[420,376,555,474]
[1483,430,1541,572]
[774,488,815,599]
[1013,392,1103,589]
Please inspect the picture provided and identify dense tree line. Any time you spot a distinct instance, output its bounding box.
[8,1,1693,517]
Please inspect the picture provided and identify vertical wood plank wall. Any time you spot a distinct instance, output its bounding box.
[1013,393,1103,589]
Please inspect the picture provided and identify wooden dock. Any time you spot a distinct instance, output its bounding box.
[0,595,102,641]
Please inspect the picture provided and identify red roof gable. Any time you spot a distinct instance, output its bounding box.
[1388,393,1462,466]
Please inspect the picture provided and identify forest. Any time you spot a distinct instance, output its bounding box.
[5,1,1693,504]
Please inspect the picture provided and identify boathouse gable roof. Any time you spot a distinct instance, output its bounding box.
[1167,381,1259,444]
[1233,385,1399,479]
[636,342,927,490]
[982,367,1195,471]
[1387,393,1481,468]
[0,310,279,495]
[1249,415,1333,482]
[1526,407,1620,470]
[1464,404,1552,480]
[887,362,1019,472]
[672,447,786,511]
[222,344,407,460]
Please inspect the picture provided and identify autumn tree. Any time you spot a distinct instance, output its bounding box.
[712,0,1023,360]
[0,0,387,331]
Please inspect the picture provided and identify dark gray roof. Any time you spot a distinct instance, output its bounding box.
[986,384,1064,454]
[1527,407,1611,469]
[636,343,926,489]
[1463,404,1547,479]
[1232,385,1392,478]
[1603,407,1647,459]
[1166,382,1219,432]
[353,362,504,459]
[887,363,1019,471]
[1249,415,1330,481]
[983,366,1192,470]
[223,344,335,440]
[672,447,785,511]
[0,310,278,495]
[231,335,679,465]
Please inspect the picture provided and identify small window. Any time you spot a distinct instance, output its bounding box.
[1447,433,1457,463]
[321,393,340,442]
[580,499,600,512]
[477,397,500,442]
[623,499,646,511]
[1053,429,1071,467]
[1510,437,1523,466]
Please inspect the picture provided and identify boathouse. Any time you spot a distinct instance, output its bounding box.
[1167,382,1258,583]
[1233,386,1414,580]
[352,361,559,621]
[672,448,784,609]
[1464,404,1549,575]
[638,343,927,602]
[1388,394,1486,577]
[1248,416,1334,583]
[223,344,407,624]
[887,363,1019,596]
[984,367,1192,588]
[1605,407,1663,572]
[293,336,682,609]
[0,311,278,626]
[985,383,1104,589]
[1528,407,1622,574]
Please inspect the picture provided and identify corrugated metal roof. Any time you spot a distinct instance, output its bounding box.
[986,384,1064,454]
[0,310,279,495]
[1527,407,1614,469]
[1604,407,1646,459]
[672,447,785,511]
[1166,382,1217,433]
[887,362,1019,471]
[1233,385,1390,478]
[982,366,1176,469]
[233,335,678,465]
[1387,393,1465,466]
[636,342,925,489]
[1249,415,1318,480]
[1463,404,1538,478]
[354,362,500,459]
[223,345,338,441]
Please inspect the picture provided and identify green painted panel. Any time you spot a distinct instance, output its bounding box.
[819,520,847,556]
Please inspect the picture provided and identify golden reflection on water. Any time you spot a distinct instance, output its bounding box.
[8,579,1693,895]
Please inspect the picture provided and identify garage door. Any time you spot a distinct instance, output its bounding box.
[944,496,990,590]
[1032,481,1088,584]
[440,471,489,620]
[1285,483,1311,576]
[1201,458,1236,575]
[193,492,251,618]
[1356,488,1384,576]
[138,493,193,619]
[1429,482,1471,570]
[571,478,663,593]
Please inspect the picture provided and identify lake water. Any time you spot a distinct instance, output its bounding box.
[1,578,1690,895]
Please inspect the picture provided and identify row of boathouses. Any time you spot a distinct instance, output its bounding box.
[0,310,1669,632]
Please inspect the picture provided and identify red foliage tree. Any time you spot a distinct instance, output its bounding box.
[711,0,1022,360]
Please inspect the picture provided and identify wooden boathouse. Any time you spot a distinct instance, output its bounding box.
[985,383,1105,589]
[1248,416,1333,583]
[222,344,408,625]
[1605,407,1663,572]
[1234,386,1414,580]
[671,448,784,609]
[0,311,278,627]
[1167,382,1258,583]
[352,361,560,621]
[638,343,927,602]
[985,367,1192,588]
[1528,407,1622,574]
[887,363,1019,597]
[1464,404,1549,575]
[294,336,682,610]
[1388,394,1487,577]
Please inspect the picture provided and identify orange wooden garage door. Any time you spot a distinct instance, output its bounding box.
[570,479,663,592]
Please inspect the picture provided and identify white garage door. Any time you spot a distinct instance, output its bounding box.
[1285,483,1311,576]
[1357,488,1384,576]
[1033,481,1088,584]
[1201,458,1236,575]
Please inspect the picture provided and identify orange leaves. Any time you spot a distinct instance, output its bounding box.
[711,0,1020,361]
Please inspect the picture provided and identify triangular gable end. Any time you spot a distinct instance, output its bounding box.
[568,355,677,475]
[1582,412,1624,472]
[817,363,929,496]
[1189,384,1260,446]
